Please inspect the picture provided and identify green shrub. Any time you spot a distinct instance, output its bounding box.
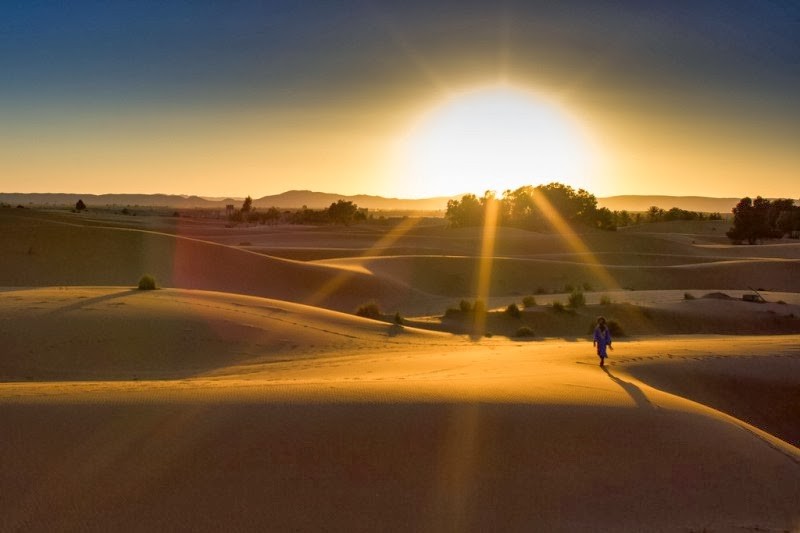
[356,302,382,320]
[505,303,521,318]
[514,326,535,337]
[599,294,612,305]
[137,275,157,290]
[522,295,537,308]
[568,290,586,308]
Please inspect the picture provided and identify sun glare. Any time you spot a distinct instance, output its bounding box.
[397,85,597,198]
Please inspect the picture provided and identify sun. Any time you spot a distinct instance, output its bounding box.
[395,85,597,198]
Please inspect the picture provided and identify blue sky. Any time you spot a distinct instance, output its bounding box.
[2,1,798,198]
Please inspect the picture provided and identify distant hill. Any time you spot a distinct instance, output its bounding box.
[3,191,770,214]
[0,193,238,209]
[0,190,454,211]
[597,195,741,213]
[252,190,453,211]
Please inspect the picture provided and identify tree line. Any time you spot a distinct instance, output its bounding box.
[726,197,800,244]
[445,183,617,230]
[229,196,367,226]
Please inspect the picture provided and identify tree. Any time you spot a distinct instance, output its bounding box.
[328,199,358,225]
[445,193,484,228]
[75,199,86,211]
[241,196,253,213]
[726,196,788,244]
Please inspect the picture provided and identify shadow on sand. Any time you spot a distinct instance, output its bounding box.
[602,366,654,410]
[46,288,140,316]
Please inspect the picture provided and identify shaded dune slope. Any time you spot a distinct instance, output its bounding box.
[0,287,448,381]
[319,255,800,296]
[4,213,797,314]
[0,214,432,313]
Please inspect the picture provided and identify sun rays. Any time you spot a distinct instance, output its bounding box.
[303,217,427,309]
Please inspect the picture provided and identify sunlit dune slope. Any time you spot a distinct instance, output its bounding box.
[0,287,448,381]
[1,336,798,531]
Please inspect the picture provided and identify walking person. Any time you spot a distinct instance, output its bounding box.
[593,316,613,366]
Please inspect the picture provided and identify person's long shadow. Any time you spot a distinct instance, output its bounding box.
[602,366,654,411]
[47,289,139,316]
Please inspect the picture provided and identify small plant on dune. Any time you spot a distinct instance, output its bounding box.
[137,274,157,290]
[459,299,473,313]
[522,295,537,308]
[504,303,521,319]
[515,326,535,338]
[472,300,487,315]
[535,287,548,295]
[582,282,593,292]
[599,294,612,305]
[564,283,575,293]
[356,302,382,320]
[394,312,404,325]
[551,300,565,312]
[568,290,586,308]
[684,292,695,300]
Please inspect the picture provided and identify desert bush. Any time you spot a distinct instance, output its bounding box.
[522,295,537,308]
[505,303,521,318]
[599,294,612,305]
[459,299,473,312]
[582,282,593,292]
[551,300,565,312]
[473,300,487,315]
[568,290,586,308]
[514,326,535,337]
[394,312,404,325]
[137,275,157,290]
[535,287,548,295]
[356,302,382,320]
[684,292,695,300]
[564,283,575,293]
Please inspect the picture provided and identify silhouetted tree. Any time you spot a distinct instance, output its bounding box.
[726,196,789,244]
[75,199,86,211]
[445,193,484,228]
[241,196,253,213]
[328,199,358,225]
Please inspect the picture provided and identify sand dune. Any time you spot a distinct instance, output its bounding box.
[2,208,799,530]
[0,287,449,381]
[1,327,798,530]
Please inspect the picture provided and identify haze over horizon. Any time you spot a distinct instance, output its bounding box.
[2,1,798,200]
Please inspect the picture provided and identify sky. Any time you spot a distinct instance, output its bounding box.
[1,0,798,199]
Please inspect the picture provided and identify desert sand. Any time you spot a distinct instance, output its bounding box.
[1,208,798,531]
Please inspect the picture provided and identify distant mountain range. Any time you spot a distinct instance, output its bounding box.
[0,190,754,213]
